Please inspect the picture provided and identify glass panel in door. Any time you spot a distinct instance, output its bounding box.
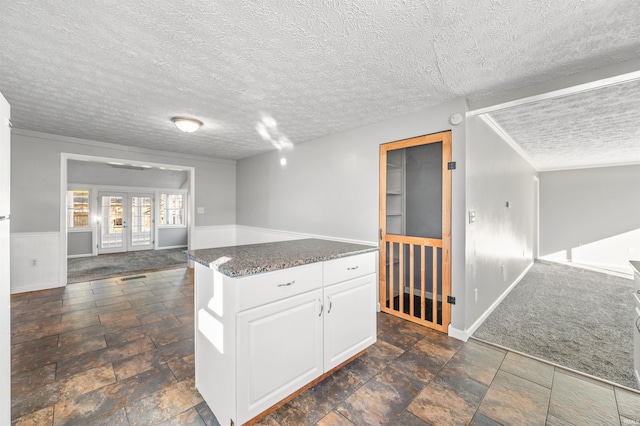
[99,194,125,253]
[129,194,153,251]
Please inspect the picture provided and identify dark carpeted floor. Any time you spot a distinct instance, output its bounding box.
[67,248,188,283]
[473,260,637,389]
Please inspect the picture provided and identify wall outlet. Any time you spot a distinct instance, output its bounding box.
[468,210,476,224]
[474,288,478,302]
[197,207,205,214]
[500,264,506,281]
[30,258,38,267]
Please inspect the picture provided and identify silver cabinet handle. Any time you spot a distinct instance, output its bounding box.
[347,266,359,271]
[277,280,295,287]
[327,296,332,313]
[318,299,323,316]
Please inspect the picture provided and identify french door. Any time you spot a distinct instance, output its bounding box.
[379,131,452,333]
[98,192,153,254]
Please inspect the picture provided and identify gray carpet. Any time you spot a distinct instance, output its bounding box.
[473,260,637,390]
[67,248,188,283]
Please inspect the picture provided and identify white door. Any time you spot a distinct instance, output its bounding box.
[0,91,10,426]
[237,289,323,424]
[98,193,126,253]
[98,192,154,254]
[324,274,377,371]
[128,194,153,251]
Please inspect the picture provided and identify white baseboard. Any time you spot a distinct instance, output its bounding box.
[11,281,63,294]
[156,245,188,250]
[67,253,93,259]
[449,261,534,342]
[448,326,469,342]
[539,257,633,279]
[11,232,64,294]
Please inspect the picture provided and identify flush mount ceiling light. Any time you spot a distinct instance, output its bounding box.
[172,117,202,133]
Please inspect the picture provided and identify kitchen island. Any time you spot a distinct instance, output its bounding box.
[185,239,378,425]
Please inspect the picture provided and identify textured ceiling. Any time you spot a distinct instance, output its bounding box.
[1,1,640,161]
[487,80,640,170]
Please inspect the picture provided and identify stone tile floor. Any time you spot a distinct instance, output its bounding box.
[10,268,640,425]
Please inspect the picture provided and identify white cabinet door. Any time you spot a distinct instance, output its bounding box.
[237,289,323,424]
[324,274,377,371]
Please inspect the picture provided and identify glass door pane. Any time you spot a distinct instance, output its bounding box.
[99,194,125,252]
[129,195,153,250]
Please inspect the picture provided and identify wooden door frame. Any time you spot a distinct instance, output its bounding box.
[379,131,452,332]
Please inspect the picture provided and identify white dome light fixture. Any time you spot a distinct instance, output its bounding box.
[172,117,203,133]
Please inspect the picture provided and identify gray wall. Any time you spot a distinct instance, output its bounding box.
[68,231,92,256]
[539,165,640,256]
[236,99,468,330]
[465,116,537,327]
[158,227,188,248]
[68,160,188,189]
[11,130,236,233]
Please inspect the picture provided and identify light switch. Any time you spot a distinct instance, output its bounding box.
[197,207,205,214]
[469,210,476,224]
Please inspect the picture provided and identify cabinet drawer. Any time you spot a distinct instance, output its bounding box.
[324,251,376,286]
[236,262,323,311]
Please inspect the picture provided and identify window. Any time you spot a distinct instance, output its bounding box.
[67,190,90,229]
[159,194,185,226]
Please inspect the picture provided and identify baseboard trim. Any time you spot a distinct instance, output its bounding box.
[11,281,64,294]
[449,261,534,342]
[467,261,534,337]
[67,253,93,259]
[447,326,469,342]
[156,245,188,250]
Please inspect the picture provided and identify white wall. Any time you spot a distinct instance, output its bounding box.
[236,99,468,331]
[464,116,537,333]
[10,129,236,292]
[539,165,640,274]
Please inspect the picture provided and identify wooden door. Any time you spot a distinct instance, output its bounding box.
[379,131,452,333]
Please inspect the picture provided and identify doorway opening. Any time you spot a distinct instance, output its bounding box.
[379,131,452,333]
[60,154,195,285]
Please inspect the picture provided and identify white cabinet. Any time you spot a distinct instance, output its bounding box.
[237,289,323,422]
[324,274,377,371]
[194,250,377,425]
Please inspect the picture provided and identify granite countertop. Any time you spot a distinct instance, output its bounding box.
[184,238,378,278]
